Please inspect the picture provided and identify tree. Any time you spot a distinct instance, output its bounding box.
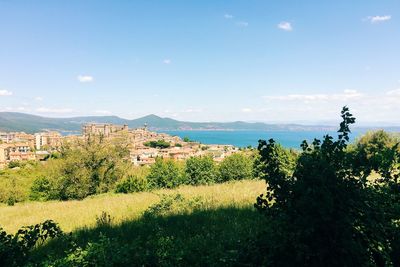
[147,158,184,189]
[218,153,254,182]
[248,107,400,266]
[144,140,171,149]
[185,156,217,185]
[31,136,130,200]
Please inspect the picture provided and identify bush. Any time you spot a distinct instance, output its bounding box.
[30,177,52,201]
[184,156,217,185]
[0,220,62,267]
[31,137,131,201]
[147,158,184,189]
[115,175,148,193]
[218,153,254,182]
[248,107,400,266]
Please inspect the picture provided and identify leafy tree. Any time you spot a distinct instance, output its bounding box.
[144,140,171,149]
[31,136,130,200]
[218,153,254,182]
[185,156,217,185]
[248,107,400,266]
[147,158,184,189]
[115,175,148,193]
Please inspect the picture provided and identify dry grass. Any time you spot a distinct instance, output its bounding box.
[0,179,265,233]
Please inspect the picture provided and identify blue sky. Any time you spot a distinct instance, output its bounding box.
[0,0,399,124]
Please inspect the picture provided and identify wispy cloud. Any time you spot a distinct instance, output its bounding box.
[278,21,293,31]
[264,90,363,102]
[236,21,249,27]
[366,15,391,23]
[34,96,43,101]
[224,13,233,19]
[241,108,252,113]
[260,89,400,122]
[163,59,171,64]
[77,75,94,83]
[36,107,74,113]
[0,89,13,96]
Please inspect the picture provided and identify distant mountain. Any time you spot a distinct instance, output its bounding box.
[0,112,398,134]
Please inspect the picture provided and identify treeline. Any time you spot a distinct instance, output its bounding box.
[0,137,260,203]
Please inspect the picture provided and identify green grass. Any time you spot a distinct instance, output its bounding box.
[0,179,265,233]
[0,179,267,266]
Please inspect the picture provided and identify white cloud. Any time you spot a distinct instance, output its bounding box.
[263,90,363,102]
[224,14,233,19]
[236,21,249,27]
[77,75,94,83]
[241,108,252,113]
[163,59,171,64]
[278,21,293,31]
[387,89,400,96]
[260,88,400,123]
[36,107,73,113]
[0,90,13,96]
[367,15,391,23]
[34,96,43,101]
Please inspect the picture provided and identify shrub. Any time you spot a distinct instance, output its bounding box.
[218,153,254,182]
[30,177,52,201]
[115,175,148,193]
[147,158,184,189]
[185,156,217,185]
[249,107,400,266]
[0,220,62,267]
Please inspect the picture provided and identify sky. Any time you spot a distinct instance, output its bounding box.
[0,0,399,125]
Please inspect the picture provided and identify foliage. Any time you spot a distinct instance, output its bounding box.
[218,153,255,182]
[185,156,217,185]
[115,175,148,193]
[0,220,62,267]
[147,158,184,189]
[249,107,400,266]
[144,139,171,149]
[30,137,130,200]
[183,136,192,142]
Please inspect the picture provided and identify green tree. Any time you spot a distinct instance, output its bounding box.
[147,158,183,189]
[31,136,130,200]
[185,156,216,185]
[247,107,400,266]
[218,153,254,182]
[144,140,171,149]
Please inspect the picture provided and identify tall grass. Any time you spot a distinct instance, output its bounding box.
[0,179,264,233]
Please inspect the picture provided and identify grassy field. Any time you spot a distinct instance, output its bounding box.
[0,179,267,266]
[0,179,265,233]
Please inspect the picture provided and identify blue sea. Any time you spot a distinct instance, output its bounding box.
[159,130,366,149]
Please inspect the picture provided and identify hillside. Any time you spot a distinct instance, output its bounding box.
[0,112,340,133]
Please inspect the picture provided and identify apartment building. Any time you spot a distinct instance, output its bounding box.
[35,131,62,150]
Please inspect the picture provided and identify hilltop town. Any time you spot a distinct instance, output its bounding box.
[0,123,237,169]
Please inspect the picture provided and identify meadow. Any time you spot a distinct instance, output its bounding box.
[0,179,264,233]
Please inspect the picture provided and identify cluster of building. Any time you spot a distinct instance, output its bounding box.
[0,123,237,168]
[0,131,62,168]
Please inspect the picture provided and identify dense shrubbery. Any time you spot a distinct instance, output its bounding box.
[146,158,185,189]
[185,156,216,185]
[115,175,148,193]
[0,220,62,267]
[245,107,400,266]
[218,153,255,182]
[30,137,130,200]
